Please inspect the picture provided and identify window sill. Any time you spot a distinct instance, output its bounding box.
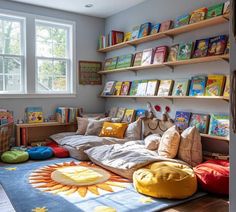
[0,93,77,99]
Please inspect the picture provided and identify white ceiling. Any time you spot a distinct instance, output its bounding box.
[10,0,148,18]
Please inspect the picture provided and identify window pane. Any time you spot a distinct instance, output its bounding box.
[53,42,66,58]
[36,25,51,42]
[5,75,21,91]
[4,38,21,55]
[54,60,66,75]
[0,75,3,91]
[53,76,66,91]
[36,41,52,57]
[0,57,3,73]
[37,59,53,91]
[0,21,3,54]
[4,57,21,74]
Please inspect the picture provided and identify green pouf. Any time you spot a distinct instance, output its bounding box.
[1,150,29,164]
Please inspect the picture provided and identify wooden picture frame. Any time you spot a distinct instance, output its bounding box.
[79,61,102,85]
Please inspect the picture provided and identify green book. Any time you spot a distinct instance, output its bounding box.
[104,57,118,70]
[177,42,193,60]
[116,54,133,69]
[172,79,190,96]
[206,3,224,19]
[129,80,141,96]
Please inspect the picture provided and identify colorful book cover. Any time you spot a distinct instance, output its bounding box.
[153,46,168,64]
[193,38,210,58]
[189,113,210,134]
[167,44,179,62]
[122,109,135,123]
[104,57,118,70]
[138,22,152,38]
[123,32,132,42]
[136,80,148,96]
[150,23,161,35]
[172,79,190,96]
[225,39,229,54]
[223,1,230,14]
[114,31,124,44]
[129,80,141,96]
[25,107,43,123]
[146,80,159,96]
[141,48,153,66]
[109,107,118,118]
[206,3,224,19]
[175,111,191,131]
[157,80,174,96]
[159,20,172,32]
[133,52,143,66]
[177,42,193,60]
[116,108,126,119]
[114,81,123,95]
[189,76,207,96]
[120,81,131,95]
[208,114,229,137]
[223,75,230,97]
[208,35,227,56]
[205,75,226,96]
[116,54,133,69]
[175,13,190,28]
[189,7,208,24]
[102,81,116,95]
[131,25,140,40]
[135,109,147,120]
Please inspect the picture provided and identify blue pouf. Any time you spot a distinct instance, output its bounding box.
[27,147,53,160]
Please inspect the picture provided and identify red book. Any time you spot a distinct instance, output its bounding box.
[21,128,27,146]
[153,46,168,64]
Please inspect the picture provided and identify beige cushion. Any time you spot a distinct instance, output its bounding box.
[76,117,89,135]
[125,119,142,140]
[178,126,202,167]
[158,126,180,158]
[144,134,161,151]
[85,117,111,136]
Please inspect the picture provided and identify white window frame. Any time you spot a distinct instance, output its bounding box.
[0,12,26,94]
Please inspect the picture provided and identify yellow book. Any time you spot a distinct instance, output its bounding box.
[122,109,135,123]
[205,75,225,96]
[124,32,132,42]
[157,80,174,96]
[223,75,230,97]
[114,82,123,95]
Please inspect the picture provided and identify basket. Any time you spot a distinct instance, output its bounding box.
[0,123,13,155]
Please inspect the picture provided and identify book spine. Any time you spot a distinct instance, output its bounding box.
[21,128,27,146]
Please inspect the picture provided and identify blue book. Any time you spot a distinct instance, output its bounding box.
[189,76,207,96]
[208,114,229,137]
[138,22,152,38]
[135,109,147,120]
[175,111,191,131]
[150,23,161,35]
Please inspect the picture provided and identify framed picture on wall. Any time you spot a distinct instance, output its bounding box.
[78,61,102,85]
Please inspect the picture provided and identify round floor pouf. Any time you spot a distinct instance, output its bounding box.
[133,161,197,199]
[51,146,69,158]
[193,159,229,195]
[1,150,29,163]
[27,146,53,160]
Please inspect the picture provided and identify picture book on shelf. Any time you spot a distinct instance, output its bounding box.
[206,3,224,19]
[205,75,226,96]
[104,57,118,70]
[208,114,229,137]
[135,109,147,120]
[192,38,210,58]
[120,81,131,95]
[177,42,193,60]
[116,108,126,119]
[189,76,207,96]
[175,111,191,131]
[189,7,208,24]
[208,35,227,56]
[223,75,230,97]
[150,23,161,35]
[102,81,116,95]
[114,81,123,95]
[189,113,210,134]
[25,107,43,123]
[136,80,148,96]
[123,32,132,42]
[129,80,140,96]
[146,80,159,96]
[138,22,152,38]
[153,46,168,64]
[223,1,230,14]
[159,20,172,32]
[141,48,153,66]
[167,44,179,62]
[122,109,135,123]
[172,79,190,96]
[157,80,174,96]
[109,107,118,118]
[116,54,133,69]
[175,13,190,28]
[111,30,124,45]
[131,25,140,40]
[133,52,143,67]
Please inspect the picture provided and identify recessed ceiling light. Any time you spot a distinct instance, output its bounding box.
[85,4,93,8]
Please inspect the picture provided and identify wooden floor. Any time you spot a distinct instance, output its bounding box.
[163,195,229,212]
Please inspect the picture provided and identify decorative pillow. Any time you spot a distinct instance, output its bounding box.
[76,117,100,135]
[144,134,161,151]
[99,122,128,139]
[85,117,111,136]
[158,126,180,158]
[125,119,142,140]
[178,126,202,167]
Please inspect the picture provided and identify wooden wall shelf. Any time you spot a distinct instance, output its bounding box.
[98,54,229,74]
[97,14,229,53]
[201,133,229,142]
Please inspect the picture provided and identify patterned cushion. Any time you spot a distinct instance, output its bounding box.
[85,118,111,136]
[99,122,128,139]
[144,134,161,151]
[178,126,202,166]
[1,150,29,163]
[158,126,180,158]
[27,147,53,160]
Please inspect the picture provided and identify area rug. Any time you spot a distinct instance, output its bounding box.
[0,158,206,212]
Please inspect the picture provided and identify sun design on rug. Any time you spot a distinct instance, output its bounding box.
[29,161,130,198]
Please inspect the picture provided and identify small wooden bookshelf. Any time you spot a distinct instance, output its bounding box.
[97,14,229,53]
[200,133,229,142]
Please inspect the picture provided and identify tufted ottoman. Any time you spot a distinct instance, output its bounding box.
[1,150,29,163]
[27,146,53,160]
[194,159,229,195]
[133,161,197,199]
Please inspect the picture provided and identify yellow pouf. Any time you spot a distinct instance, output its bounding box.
[133,161,197,199]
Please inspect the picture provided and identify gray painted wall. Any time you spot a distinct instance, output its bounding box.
[0,0,105,121]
